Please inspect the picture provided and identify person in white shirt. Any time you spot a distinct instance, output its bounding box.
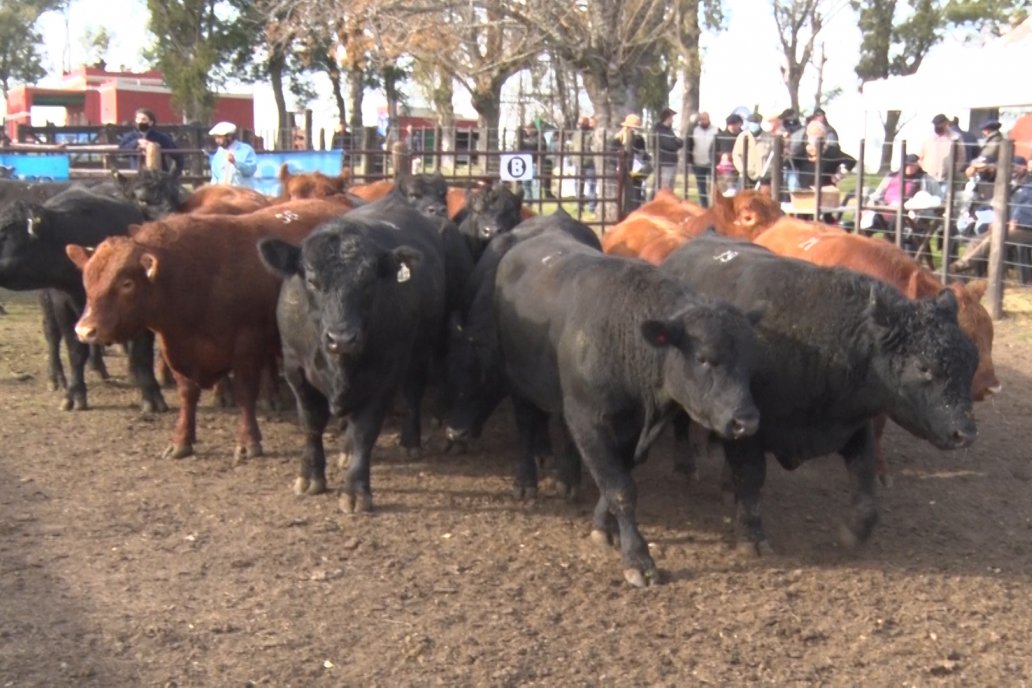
[686,112,716,207]
[209,121,257,186]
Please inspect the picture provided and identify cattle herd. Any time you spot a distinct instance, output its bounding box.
[0,168,998,587]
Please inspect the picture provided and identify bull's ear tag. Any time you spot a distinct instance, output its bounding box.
[714,249,738,263]
[396,263,411,283]
[26,216,41,238]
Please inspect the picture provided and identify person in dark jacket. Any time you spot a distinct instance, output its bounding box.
[117,108,183,174]
[653,107,683,192]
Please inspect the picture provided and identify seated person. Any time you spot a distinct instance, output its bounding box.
[952,155,1032,282]
[860,153,941,234]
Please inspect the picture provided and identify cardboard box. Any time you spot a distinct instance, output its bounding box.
[790,186,841,212]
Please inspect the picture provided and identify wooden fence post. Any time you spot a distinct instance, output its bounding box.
[987,139,1013,319]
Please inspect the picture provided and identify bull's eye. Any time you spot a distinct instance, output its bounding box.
[120,278,134,292]
[695,354,713,368]
[917,363,933,380]
[305,275,320,291]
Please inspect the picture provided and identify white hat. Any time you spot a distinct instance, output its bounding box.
[208,121,237,136]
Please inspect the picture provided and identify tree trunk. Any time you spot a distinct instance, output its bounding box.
[327,60,346,126]
[879,109,902,173]
[384,66,401,147]
[583,69,642,224]
[269,50,289,151]
[348,66,365,133]
[472,78,504,173]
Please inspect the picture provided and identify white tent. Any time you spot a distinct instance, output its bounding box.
[858,18,1032,168]
[862,18,1032,112]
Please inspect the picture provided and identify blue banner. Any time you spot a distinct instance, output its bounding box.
[248,151,344,197]
[0,154,71,182]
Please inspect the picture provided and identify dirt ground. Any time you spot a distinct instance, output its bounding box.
[1,287,1031,687]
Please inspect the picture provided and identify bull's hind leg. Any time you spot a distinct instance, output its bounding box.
[55,304,89,411]
[398,360,429,458]
[510,395,548,500]
[554,420,582,500]
[725,439,773,557]
[339,397,392,513]
[127,331,168,413]
[287,371,330,496]
[565,407,657,588]
[39,292,67,392]
[838,424,879,548]
[231,364,264,464]
[163,373,200,459]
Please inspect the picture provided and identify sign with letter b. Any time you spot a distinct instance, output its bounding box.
[500,153,534,181]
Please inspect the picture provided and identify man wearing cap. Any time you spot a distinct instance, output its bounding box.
[732,112,776,191]
[713,113,742,193]
[209,121,258,186]
[919,114,962,183]
[975,118,1005,161]
[653,107,683,193]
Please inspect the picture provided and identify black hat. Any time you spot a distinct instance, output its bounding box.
[746,112,763,124]
[812,107,826,117]
[1013,155,1028,167]
[980,118,1001,131]
[659,107,677,121]
[904,153,920,165]
[726,113,743,126]
[932,114,948,126]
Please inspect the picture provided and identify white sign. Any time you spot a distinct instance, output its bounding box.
[500,154,534,181]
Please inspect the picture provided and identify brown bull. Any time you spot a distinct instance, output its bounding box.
[66,198,352,464]
[277,163,351,201]
[604,189,782,264]
[754,217,1000,485]
[179,184,271,215]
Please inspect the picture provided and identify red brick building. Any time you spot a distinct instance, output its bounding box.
[4,66,253,141]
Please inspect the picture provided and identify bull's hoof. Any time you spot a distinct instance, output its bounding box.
[140,396,170,414]
[61,397,88,411]
[589,528,620,549]
[337,452,351,470]
[735,539,774,558]
[162,444,194,460]
[404,446,421,460]
[50,378,66,392]
[294,476,327,496]
[234,443,263,465]
[877,472,894,489]
[339,491,373,513]
[555,481,580,501]
[513,484,537,501]
[90,366,110,381]
[623,564,659,588]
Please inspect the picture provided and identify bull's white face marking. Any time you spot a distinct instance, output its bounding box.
[799,237,820,251]
[276,210,301,223]
[714,250,738,263]
[380,221,400,231]
[396,264,411,283]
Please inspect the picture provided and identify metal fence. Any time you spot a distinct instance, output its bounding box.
[4,122,1029,309]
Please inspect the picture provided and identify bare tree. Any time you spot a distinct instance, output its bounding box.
[772,0,825,114]
[669,0,724,137]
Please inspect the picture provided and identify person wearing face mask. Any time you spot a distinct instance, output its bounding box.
[208,121,258,186]
[117,108,183,174]
[918,114,962,183]
[686,111,716,206]
[732,112,776,192]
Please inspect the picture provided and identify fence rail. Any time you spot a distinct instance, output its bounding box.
[2,123,1028,309]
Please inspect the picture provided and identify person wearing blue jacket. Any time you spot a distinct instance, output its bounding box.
[118,108,183,174]
[208,121,257,186]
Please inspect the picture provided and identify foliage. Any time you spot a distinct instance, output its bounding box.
[0,0,62,97]
[144,0,250,122]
